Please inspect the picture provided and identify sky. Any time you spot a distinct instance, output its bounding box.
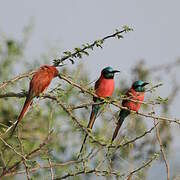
[0,0,180,179]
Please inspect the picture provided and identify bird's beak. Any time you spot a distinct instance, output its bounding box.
[112,70,120,73]
[142,82,149,86]
[58,64,67,67]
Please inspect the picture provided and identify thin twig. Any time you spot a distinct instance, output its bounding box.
[53,27,132,66]
[126,153,158,179]
[0,70,35,90]
[0,136,27,160]
[3,160,82,177]
[154,119,170,180]
[48,158,54,180]
[17,129,31,180]
[0,131,53,178]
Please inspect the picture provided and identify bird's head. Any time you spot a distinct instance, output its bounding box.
[42,65,59,77]
[101,66,120,79]
[132,80,149,92]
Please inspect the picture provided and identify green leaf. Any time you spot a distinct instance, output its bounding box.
[122,25,133,32]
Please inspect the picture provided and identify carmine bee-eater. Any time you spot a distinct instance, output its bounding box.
[11,65,59,135]
[111,80,149,141]
[79,66,120,154]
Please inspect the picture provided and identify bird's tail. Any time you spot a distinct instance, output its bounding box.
[111,109,130,142]
[11,97,33,136]
[79,104,100,156]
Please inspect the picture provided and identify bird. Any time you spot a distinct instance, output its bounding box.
[111,80,149,142]
[11,65,59,135]
[79,66,120,155]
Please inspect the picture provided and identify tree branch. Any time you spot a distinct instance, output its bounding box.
[53,26,133,66]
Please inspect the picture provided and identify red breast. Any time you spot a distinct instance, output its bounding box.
[122,88,145,112]
[95,75,115,98]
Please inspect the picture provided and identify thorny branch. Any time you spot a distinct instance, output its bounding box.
[0,64,179,178]
[0,30,180,179]
[0,70,35,90]
[59,74,180,125]
[53,26,132,66]
[0,130,53,178]
[3,160,83,177]
[54,169,119,180]
[54,153,158,180]
[154,119,170,180]
[17,130,31,180]
[0,74,180,129]
[0,91,167,179]
[126,153,158,179]
[43,95,160,149]
[48,158,54,180]
[0,135,27,160]
[1,78,179,127]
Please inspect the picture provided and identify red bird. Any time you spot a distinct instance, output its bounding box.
[11,65,59,135]
[79,66,120,154]
[112,80,149,141]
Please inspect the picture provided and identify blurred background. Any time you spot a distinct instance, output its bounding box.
[0,0,180,179]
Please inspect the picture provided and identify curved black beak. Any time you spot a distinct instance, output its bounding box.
[142,82,149,87]
[112,70,120,73]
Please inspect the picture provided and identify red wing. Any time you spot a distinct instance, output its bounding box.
[30,70,52,96]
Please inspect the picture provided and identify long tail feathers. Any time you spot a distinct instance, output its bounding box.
[87,109,98,130]
[79,105,99,156]
[79,134,88,156]
[112,110,130,142]
[11,97,32,136]
[111,117,124,142]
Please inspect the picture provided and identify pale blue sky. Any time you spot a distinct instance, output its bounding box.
[1,0,180,179]
[1,0,180,69]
